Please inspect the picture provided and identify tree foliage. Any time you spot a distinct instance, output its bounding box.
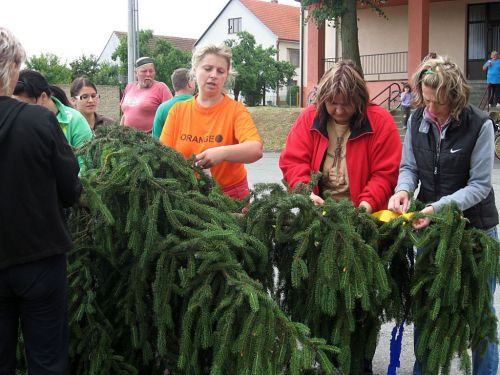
[243,183,499,375]
[26,53,72,84]
[112,29,192,88]
[301,0,384,71]
[225,32,296,106]
[25,53,120,86]
[60,126,338,375]
[14,126,499,374]
[70,55,101,81]
[68,55,121,85]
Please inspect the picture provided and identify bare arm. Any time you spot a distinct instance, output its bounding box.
[195,141,263,169]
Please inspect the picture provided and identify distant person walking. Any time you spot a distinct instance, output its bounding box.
[152,68,195,139]
[0,27,82,375]
[70,76,114,133]
[400,83,412,129]
[120,57,172,132]
[483,50,500,107]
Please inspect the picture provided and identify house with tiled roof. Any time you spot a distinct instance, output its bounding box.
[98,31,196,65]
[195,0,300,105]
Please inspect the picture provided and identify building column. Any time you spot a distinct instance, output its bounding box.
[407,0,430,80]
[305,16,325,105]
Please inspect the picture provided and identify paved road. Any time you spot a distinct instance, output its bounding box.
[246,153,500,375]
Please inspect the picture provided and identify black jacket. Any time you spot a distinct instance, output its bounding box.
[411,106,498,229]
[0,96,82,269]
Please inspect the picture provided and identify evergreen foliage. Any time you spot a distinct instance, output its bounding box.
[14,127,498,374]
[409,205,500,374]
[243,184,499,375]
[65,126,338,374]
[243,184,397,374]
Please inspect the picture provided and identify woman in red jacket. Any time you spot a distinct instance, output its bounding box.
[279,60,402,214]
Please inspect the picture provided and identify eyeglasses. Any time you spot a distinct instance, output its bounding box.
[73,93,100,101]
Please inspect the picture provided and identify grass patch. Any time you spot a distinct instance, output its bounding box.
[248,106,302,152]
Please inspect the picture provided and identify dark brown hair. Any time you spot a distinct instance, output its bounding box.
[70,76,97,97]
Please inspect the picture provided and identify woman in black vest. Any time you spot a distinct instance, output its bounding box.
[388,55,498,374]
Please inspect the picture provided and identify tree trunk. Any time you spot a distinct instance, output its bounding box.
[340,0,362,73]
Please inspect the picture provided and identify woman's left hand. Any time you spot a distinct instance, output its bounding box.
[412,205,434,230]
[358,200,372,213]
[195,147,227,169]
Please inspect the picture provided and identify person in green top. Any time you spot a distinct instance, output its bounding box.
[152,68,195,139]
[13,70,93,149]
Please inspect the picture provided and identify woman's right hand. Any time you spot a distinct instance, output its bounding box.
[310,192,325,205]
[387,190,409,214]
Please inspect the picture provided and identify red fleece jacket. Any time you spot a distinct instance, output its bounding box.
[279,104,402,212]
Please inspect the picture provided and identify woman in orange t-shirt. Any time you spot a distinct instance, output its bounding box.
[160,44,263,199]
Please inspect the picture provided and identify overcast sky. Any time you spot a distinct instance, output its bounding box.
[1,0,299,63]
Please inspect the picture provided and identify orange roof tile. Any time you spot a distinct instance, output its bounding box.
[239,0,300,42]
[114,31,196,52]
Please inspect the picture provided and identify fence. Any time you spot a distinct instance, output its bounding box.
[325,51,408,80]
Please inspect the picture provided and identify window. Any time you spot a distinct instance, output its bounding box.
[288,48,300,67]
[228,18,242,34]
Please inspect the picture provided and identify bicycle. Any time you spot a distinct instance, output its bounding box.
[491,112,500,160]
[307,85,317,105]
[495,129,500,161]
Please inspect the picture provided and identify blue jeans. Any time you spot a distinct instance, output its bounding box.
[413,226,498,375]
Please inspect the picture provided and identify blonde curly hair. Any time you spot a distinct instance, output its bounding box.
[411,55,470,119]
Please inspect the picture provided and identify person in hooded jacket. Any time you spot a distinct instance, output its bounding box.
[0,27,81,374]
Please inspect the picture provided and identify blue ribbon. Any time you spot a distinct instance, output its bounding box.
[387,321,405,375]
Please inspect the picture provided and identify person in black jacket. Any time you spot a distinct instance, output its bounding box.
[388,55,498,374]
[0,27,81,374]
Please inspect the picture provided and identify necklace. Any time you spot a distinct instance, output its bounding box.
[326,121,350,166]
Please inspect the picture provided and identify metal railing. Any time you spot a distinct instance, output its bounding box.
[371,82,403,112]
[479,85,493,111]
[325,51,408,77]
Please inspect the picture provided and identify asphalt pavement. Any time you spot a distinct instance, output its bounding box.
[246,153,500,375]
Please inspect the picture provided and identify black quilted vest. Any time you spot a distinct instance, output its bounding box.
[410,105,498,229]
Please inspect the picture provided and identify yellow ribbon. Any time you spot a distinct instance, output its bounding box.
[372,210,414,223]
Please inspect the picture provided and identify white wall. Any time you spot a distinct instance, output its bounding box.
[323,2,466,75]
[196,0,301,105]
[196,0,277,49]
[357,5,408,56]
[429,1,465,72]
[278,39,300,78]
[98,33,121,64]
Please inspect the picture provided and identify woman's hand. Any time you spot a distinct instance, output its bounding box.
[310,192,324,205]
[195,147,227,169]
[412,205,434,230]
[387,190,410,214]
[358,200,373,213]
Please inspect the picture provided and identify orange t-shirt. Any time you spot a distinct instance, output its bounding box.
[159,95,262,190]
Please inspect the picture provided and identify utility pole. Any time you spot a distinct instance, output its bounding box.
[128,0,139,84]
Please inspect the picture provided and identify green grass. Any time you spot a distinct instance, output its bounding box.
[248,106,302,152]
